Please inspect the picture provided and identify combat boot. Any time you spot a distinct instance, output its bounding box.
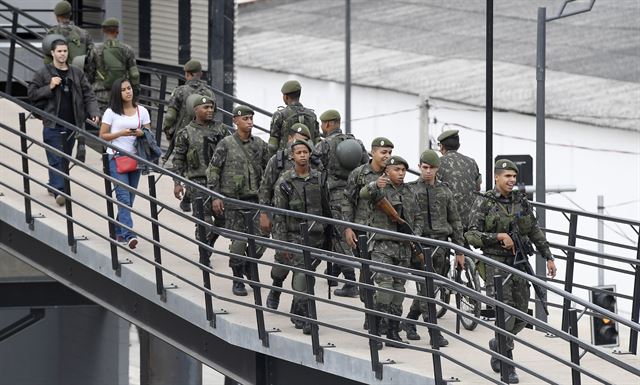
[266,279,284,309]
[428,330,449,348]
[299,302,312,335]
[334,270,358,297]
[505,348,519,383]
[368,316,383,350]
[231,267,247,296]
[401,308,421,340]
[489,338,500,373]
[385,320,407,348]
[290,301,304,329]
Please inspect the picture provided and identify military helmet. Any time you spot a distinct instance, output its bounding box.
[336,139,363,171]
[186,93,215,113]
[42,34,67,54]
[54,1,72,16]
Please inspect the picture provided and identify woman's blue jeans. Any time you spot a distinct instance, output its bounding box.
[108,156,141,241]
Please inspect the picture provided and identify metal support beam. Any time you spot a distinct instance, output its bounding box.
[485,0,493,191]
[345,0,352,134]
[0,309,44,342]
[178,0,192,65]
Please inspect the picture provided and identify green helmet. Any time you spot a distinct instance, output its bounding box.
[336,138,363,171]
[42,33,67,54]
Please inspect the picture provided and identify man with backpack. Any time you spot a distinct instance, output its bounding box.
[268,80,320,157]
[46,1,93,67]
[315,109,368,297]
[163,59,215,212]
[85,17,139,114]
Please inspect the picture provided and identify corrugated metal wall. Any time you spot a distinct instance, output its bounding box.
[191,0,209,70]
[150,0,178,65]
[121,1,139,53]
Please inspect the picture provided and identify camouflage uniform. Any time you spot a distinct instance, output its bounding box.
[342,162,384,302]
[173,119,229,258]
[437,151,481,229]
[85,38,139,113]
[206,132,270,268]
[316,128,368,282]
[465,190,553,340]
[407,179,464,316]
[268,102,320,156]
[272,168,330,317]
[45,22,93,65]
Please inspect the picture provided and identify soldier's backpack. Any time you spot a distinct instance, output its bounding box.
[45,25,87,64]
[281,105,317,141]
[97,39,127,90]
[178,82,215,128]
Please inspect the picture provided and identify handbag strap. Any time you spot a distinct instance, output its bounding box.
[137,106,140,129]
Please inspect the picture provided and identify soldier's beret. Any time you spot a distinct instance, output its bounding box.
[319,109,340,121]
[437,129,459,142]
[232,105,254,117]
[371,137,394,148]
[495,159,519,173]
[184,59,202,73]
[420,149,441,167]
[54,1,72,16]
[289,123,311,139]
[101,17,120,28]
[281,80,301,94]
[386,155,408,169]
[192,95,215,109]
[290,139,314,153]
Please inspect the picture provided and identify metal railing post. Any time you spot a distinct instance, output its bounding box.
[18,113,34,229]
[300,222,323,363]
[194,196,215,324]
[155,74,168,145]
[494,275,509,383]
[148,174,165,299]
[630,233,640,354]
[562,213,578,332]
[62,132,75,252]
[101,150,120,273]
[567,308,581,385]
[359,234,382,379]
[422,246,444,383]
[4,10,18,94]
[244,211,269,347]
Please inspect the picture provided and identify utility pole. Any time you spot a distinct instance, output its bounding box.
[597,195,605,286]
[535,0,596,323]
[485,0,493,191]
[345,0,352,134]
[208,0,235,126]
[419,95,430,151]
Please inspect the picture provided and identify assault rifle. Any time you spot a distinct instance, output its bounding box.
[508,214,549,316]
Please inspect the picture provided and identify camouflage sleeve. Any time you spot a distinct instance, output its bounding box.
[268,110,283,156]
[272,177,289,241]
[341,167,360,222]
[260,140,271,170]
[84,47,97,83]
[445,188,465,247]
[312,119,321,144]
[172,128,190,178]
[83,29,94,54]
[474,161,482,191]
[258,156,277,206]
[163,89,181,135]
[125,46,139,87]
[315,139,330,169]
[464,196,500,248]
[206,140,227,192]
[410,190,423,237]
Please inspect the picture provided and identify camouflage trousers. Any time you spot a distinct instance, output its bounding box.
[328,190,355,278]
[191,181,224,261]
[410,242,450,316]
[370,240,411,316]
[224,205,267,268]
[486,255,530,339]
[275,235,324,302]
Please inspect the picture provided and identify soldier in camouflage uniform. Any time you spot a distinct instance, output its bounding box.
[268,80,321,157]
[85,18,139,114]
[359,155,423,348]
[272,139,331,335]
[316,109,368,297]
[207,105,270,296]
[401,149,465,346]
[342,137,393,311]
[465,159,557,384]
[46,2,94,66]
[163,59,215,212]
[172,95,229,262]
[259,123,314,310]
[437,129,482,230]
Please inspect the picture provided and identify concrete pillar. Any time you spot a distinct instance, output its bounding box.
[140,329,203,385]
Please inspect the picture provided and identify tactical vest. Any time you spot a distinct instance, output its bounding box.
[96,39,127,90]
[176,81,215,133]
[279,170,325,234]
[46,25,87,64]
[184,122,223,179]
[353,165,382,225]
[280,105,317,149]
[219,136,264,199]
[482,191,535,246]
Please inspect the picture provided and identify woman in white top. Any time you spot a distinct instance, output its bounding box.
[99,78,151,249]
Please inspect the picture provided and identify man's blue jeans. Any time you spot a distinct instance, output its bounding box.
[43,127,75,196]
[108,156,141,241]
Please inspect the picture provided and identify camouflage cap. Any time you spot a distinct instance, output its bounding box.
[437,129,459,142]
[290,139,314,153]
[386,155,408,169]
[319,109,340,122]
[54,1,72,16]
[371,137,394,148]
[495,159,519,173]
[289,123,311,139]
[281,80,301,94]
[420,149,441,167]
[101,17,120,28]
[232,105,254,117]
[184,59,202,73]
[192,95,215,109]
